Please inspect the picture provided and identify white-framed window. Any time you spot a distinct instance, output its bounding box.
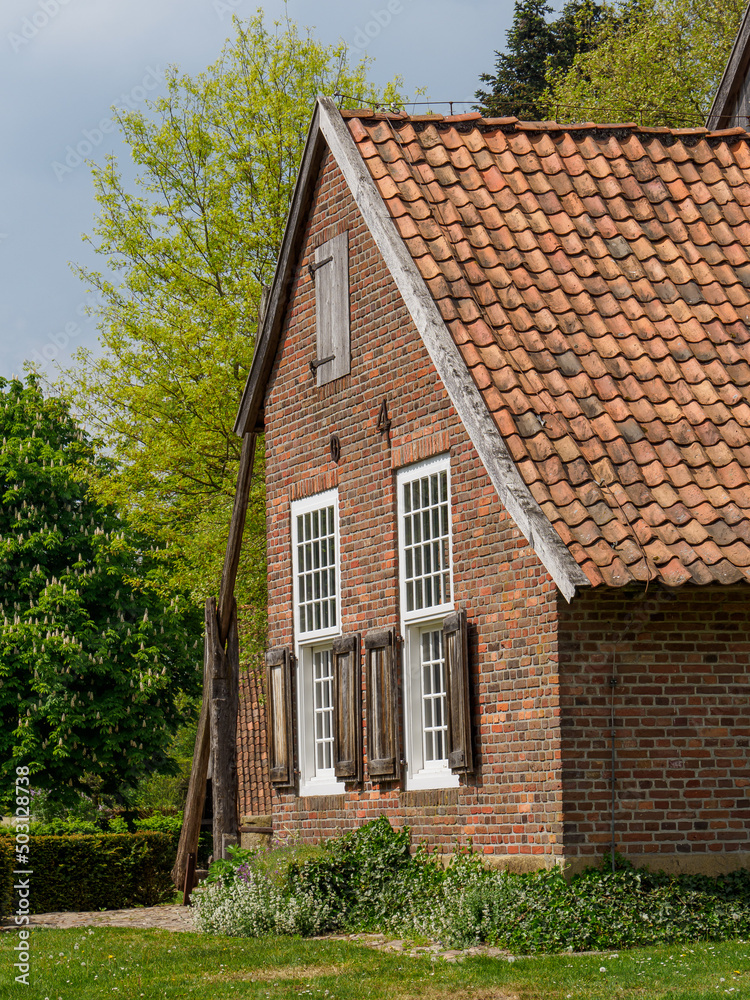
[291,489,344,796]
[397,456,459,790]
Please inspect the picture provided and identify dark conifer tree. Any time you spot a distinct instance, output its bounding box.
[475,0,609,119]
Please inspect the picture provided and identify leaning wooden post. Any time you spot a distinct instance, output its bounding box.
[208,595,240,856]
[171,601,214,890]
[173,431,257,887]
[218,432,257,643]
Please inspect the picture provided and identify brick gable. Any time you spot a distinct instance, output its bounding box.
[263,149,568,864]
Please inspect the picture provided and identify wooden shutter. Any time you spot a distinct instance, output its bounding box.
[332,633,362,781]
[444,610,473,773]
[365,627,399,779]
[314,232,350,385]
[265,646,295,787]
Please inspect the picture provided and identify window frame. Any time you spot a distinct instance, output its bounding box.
[291,489,341,644]
[291,489,344,797]
[396,455,459,790]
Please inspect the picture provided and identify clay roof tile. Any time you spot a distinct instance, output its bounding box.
[347,111,750,588]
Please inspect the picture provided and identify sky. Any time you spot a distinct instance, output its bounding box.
[0,0,541,383]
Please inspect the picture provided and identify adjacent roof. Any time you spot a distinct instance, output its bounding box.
[708,2,750,129]
[344,109,750,590]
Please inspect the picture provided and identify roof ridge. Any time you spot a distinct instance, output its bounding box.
[338,107,750,143]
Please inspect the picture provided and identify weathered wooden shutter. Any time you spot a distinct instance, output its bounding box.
[444,610,473,773]
[332,633,362,781]
[365,627,399,779]
[265,646,295,787]
[314,232,350,385]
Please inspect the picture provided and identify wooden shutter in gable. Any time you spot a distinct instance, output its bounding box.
[365,627,399,779]
[444,610,473,773]
[332,633,362,781]
[265,646,295,787]
[313,232,350,385]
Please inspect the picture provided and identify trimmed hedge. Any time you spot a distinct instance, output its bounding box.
[0,837,12,915]
[4,833,174,913]
[0,813,212,866]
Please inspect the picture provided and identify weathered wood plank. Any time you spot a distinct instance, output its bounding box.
[209,596,239,858]
[365,628,399,779]
[218,432,256,645]
[182,851,197,906]
[171,602,213,889]
[266,646,295,787]
[444,609,473,773]
[315,232,350,385]
[333,633,361,781]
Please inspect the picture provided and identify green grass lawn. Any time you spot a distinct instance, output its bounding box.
[2,927,749,999]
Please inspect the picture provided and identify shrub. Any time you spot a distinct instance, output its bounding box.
[194,817,750,952]
[394,858,750,952]
[20,833,174,913]
[0,837,12,915]
[0,810,212,868]
[193,838,334,936]
[194,817,439,937]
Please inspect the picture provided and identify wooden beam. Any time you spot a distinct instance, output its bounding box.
[218,432,256,645]
[234,109,327,438]
[171,606,212,890]
[208,595,239,856]
[181,852,197,906]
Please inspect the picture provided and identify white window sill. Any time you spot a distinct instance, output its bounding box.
[298,776,346,798]
[405,766,460,791]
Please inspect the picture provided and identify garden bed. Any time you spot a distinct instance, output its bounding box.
[193,816,750,953]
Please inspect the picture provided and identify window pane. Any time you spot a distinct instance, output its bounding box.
[313,649,334,775]
[420,628,447,764]
[401,467,451,611]
[295,498,338,635]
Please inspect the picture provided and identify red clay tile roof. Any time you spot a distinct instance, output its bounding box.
[343,110,750,588]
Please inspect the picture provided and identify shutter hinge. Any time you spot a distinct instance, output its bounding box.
[377,399,392,443]
[307,255,333,280]
[310,354,335,375]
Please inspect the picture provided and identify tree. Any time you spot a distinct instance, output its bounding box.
[475,0,609,119]
[0,376,201,804]
[545,0,745,126]
[57,14,403,656]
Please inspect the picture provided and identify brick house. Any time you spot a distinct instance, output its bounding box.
[234,97,750,874]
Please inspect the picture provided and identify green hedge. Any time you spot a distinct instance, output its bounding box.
[6,833,174,913]
[0,837,12,915]
[0,813,212,866]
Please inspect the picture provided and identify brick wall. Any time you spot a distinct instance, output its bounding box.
[559,583,750,870]
[258,149,565,864]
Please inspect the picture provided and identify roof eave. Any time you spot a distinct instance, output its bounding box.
[233,101,327,437]
[707,3,750,128]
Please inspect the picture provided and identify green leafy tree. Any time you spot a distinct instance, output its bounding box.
[0,376,201,804]
[475,0,609,119]
[57,13,403,657]
[545,0,745,126]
